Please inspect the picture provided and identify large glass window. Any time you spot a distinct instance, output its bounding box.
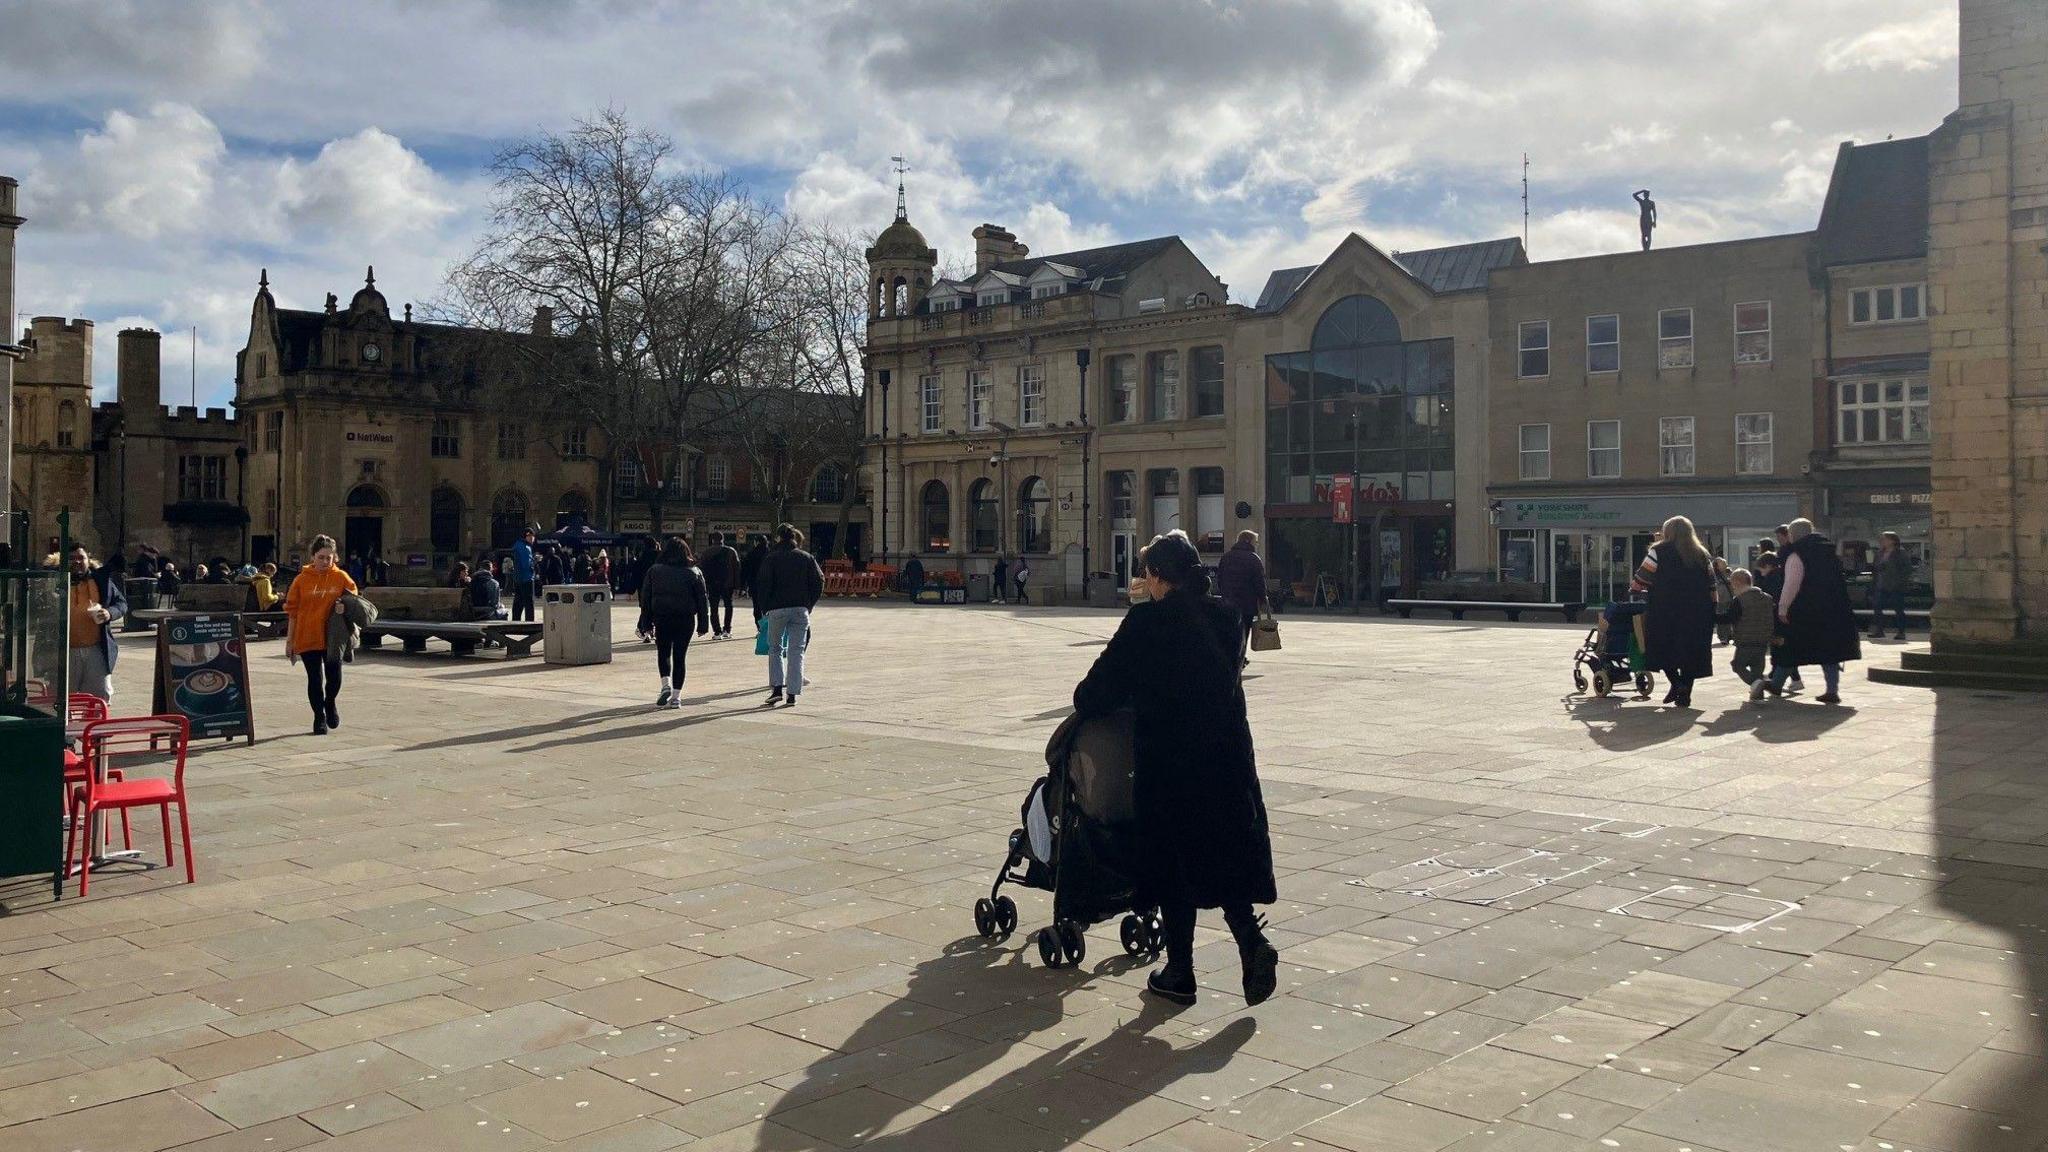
[1838,378,1930,444]
[1518,321,1550,378]
[920,374,942,433]
[1659,416,1695,477]
[1192,468,1225,551]
[1107,355,1137,423]
[1191,346,1225,417]
[1850,284,1923,325]
[968,370,990,430]
[1107,471,1135,522]
[968,479,999,552]
[920,480,950,552]
[1658,308,1694,369]
[1586,314,1619,374]
[1019,364,1045,426]
[1587,420,1621,479]
[1148,351,1180,421]
[1736,412,1774,474]
[615,453,641,498]
[1148,469,1180,535]
[56,401,75,448]
[1735,301,1772,364]
[497,422,526,460]
[1017,477,1051,553]
[177,455,227,501]
[706,457,729,500]
[1519,424,1550,480]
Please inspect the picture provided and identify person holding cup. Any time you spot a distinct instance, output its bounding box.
[284,534,358,735]
[67,546,128,705]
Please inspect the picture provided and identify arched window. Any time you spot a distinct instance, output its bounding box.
[920,480,950,552]
[810,463,844,504]
[1312,294,1402,350]
[968,479,998,552]
[56,401,76,448]
[346,484,386,509]
[557,490,590,527]
[430,487,464,554]
[892,277,908,316]
[875,279,887,318]
[1017,476,1050,554]
[490,489,529,549]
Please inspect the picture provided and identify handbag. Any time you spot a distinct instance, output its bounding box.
[754,619,771,655]
[1250,608,1282,652]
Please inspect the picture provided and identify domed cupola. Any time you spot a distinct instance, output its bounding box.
[347,266,391,322]
[865,164,937,319]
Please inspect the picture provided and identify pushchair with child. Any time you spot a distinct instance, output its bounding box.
[971,708,1163,968]
[1573,599,1655,699]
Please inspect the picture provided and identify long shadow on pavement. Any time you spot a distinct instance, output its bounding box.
[749,935,1254,1151]
[504,704,766,753]
[1929,684,2048,1149]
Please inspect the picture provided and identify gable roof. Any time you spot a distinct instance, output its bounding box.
[1254,236,1526,312]
[989,236,1180,283]
[1816,135,1929,267]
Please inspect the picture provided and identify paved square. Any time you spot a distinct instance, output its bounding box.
[3,604,2045,1150]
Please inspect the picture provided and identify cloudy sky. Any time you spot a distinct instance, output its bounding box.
[0,0,1959,410]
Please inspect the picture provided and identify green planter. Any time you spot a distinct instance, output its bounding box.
[0,707,64,898]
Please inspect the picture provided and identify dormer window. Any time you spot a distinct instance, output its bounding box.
[1032,284,1064,299]
[978,292,1008,307]
[930,298,958,313]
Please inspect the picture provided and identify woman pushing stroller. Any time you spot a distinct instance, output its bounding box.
[1071,529,1279,1008]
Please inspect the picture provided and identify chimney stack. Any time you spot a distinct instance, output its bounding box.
[117,327,162,420]
[532,304,555,337]
[972,224,1027,274]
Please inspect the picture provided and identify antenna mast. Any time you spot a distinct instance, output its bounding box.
[1521,153,1530,252]
[890,155,909,220]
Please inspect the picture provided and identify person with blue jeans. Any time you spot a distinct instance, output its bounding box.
[510,528,537,622]
[751,523,824,707]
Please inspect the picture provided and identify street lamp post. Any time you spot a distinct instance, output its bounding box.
[878,369,890,563]
[1075,348,1091,603]
[1348,402,1361,611]
[234,443,249,565]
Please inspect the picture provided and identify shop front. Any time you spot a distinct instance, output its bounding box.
[1824,481,1932,572]
[1269,485,1454,608]
[1494,491,1801,605]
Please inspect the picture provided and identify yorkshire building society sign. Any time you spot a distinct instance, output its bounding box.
[1504,493,1799,531]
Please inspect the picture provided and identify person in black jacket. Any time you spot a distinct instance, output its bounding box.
[1634,515,1717,708]
[1761,518,1861,704]
[1072,529,1279,1008]
[636,537,710,708]
[1215,530,1267,664]
[751,524,824,707]
[739,537,769,600]
[699,532,742,639]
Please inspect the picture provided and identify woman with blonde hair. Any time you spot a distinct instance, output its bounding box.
[1633,515,1716,708]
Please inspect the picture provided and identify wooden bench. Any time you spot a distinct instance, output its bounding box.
[128,582,289,639]
[361,620,544,658]
[1388,598,1586,623]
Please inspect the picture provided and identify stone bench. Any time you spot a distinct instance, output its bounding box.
[1388,599,1586,623]
[362,620,544,658]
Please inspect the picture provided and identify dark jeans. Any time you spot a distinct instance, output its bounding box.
[1236,608,1256,662]
[1732,644,1768,684]
[709,588,735,635]
[1014,578,1028,604]
[301,649,342,716]
[1871,587,1908,634]
[512,579,537,622]
[653,617,696,687]
[1161,900,1262,974]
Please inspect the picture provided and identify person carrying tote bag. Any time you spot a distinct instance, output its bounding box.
[1249,608,1282,653]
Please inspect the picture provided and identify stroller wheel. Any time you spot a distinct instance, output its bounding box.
[1592,668,1612,697]
[1036,927,1064,968]
[973,898,997,939]
[1146,913,1165,955]
[1572,665,1588,692]
[1058,921,1086,967]
[1635,673,1654,697]
[993,896,1018,937]
[1120,914,1148,958]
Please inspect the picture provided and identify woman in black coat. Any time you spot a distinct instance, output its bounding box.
[1072,530,1279,1008]
[1635,515,1717,708]
[1765,518,1860,704]
[635,537,710,708]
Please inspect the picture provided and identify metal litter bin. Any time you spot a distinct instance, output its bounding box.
[122,578,161,631]
[543,584,613,665]
[967,573,991,603]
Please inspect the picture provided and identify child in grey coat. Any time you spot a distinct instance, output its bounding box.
[1725,567,1777,698]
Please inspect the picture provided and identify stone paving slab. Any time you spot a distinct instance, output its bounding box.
[1,604,2045,1149]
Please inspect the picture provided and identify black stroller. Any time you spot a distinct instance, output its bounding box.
[1572,600,1655,699]
[973,709,1164,968]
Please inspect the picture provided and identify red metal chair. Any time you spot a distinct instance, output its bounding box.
[65,715,194,896]
[62,695,122,845]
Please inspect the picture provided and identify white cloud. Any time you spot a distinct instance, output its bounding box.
[1823,9,1958,73]
[0,0,268,103]
[34,103,227,239]
[274,129,456,241]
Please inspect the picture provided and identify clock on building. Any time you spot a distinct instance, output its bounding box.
[361,342,381,363]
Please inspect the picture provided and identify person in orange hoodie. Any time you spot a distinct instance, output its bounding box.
[283,534,358,735]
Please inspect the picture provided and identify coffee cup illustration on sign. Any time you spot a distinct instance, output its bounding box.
[175,668,241,717]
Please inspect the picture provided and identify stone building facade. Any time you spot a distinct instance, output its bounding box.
[864,207,1249,600]
[95,327,249,567]
[1483,233,1818,602]
[7,316,96,556]
[1927,0,2048,651]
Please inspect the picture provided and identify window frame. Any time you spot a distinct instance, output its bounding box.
[919,373,942,434]
[1031,283,1064,300]
[1517,320,1550,379]
[1586,419,1622,480]
[1657,307,1694,369]
[1190,345,1225,418]
[1018,363,1046,427]
[496,421,527,460]
[1736,412,1774,475]
[1107,354,1138,424]
[1585,314,1620,375]
[1849,283,1925,326]
[560,426,588,459]
[706,457,730,501]
[430,417,460,459]
[1147,350,1181,422]
[967,370,991,431]
[56,400,76,448]
[1734,301,1772,365]
[615,453,642,498]
[1837,377,1931,445]
[1658,415,1696,478]
[1518,423,1551,481]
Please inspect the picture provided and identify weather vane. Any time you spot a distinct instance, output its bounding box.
[891,155,909,220]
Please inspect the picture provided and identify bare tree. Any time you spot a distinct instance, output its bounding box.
[436,108,672,531]
[787,225,871,557]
